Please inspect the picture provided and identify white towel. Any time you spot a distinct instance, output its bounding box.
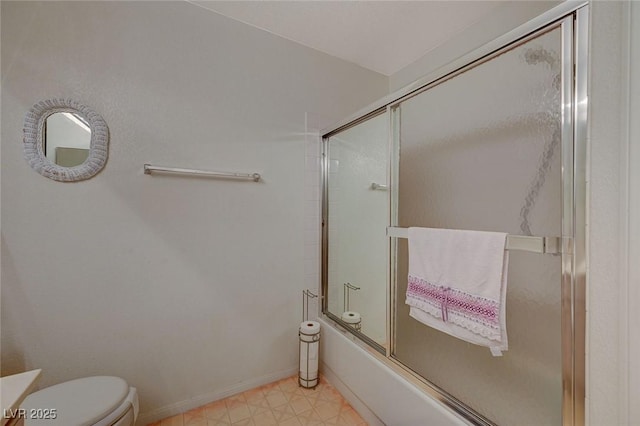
[405,227,509,355]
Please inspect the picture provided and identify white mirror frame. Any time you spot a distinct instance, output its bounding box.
[23,98,109,182]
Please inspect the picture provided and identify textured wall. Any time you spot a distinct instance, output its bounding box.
[0,1,387,422]
[628,2,640,422]
[586,1,627,424]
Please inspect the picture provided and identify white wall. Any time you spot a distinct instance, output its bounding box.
[0,1,388,423]
[586,2,629,424]
[627,2,640,422]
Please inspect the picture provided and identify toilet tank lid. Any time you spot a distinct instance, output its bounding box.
[21,376,129,426]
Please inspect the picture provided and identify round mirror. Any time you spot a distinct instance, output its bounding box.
[23,98,109,182]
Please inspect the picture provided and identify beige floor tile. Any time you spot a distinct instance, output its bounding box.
[251,408,278,426]
[204,401,229,421]
[337,410,364,426]
[322,416,340,426]
[313,401,342,421]
[286,387,310,400]
[160,414,184,426]
[289,395,313,415]
[278,417,302,426]
[296,409,325,426]
[227,403,251,423]
[154,376,366,426]
[225,394,247,409]
[207,419,232,426]
[242,388,266,404]
[265,390,289,408]
[302,392,323,407]
[182,414,209,426]
[317,388,342,404]
[271,403,298,422]
[184,407,207,425]
[182,419,209,426]
[311,389,328,401]
[247,399,271,415]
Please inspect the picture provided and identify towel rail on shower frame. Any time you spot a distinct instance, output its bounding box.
[143,164,261,182]
[386,227,566,255]
[370,182,388,190]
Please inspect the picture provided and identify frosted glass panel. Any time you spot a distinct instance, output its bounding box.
[326,113,387,345]
[393,28,562,425]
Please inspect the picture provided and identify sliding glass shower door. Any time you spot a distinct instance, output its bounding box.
[391,25,566,425]
[323,112,389,349]
[321,6,586,425]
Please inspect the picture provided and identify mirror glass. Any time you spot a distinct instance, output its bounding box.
[325,111,388,348]
[44,112,91,167]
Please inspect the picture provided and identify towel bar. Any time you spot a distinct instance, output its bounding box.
[386,227,566,254]
[144,164,261,182]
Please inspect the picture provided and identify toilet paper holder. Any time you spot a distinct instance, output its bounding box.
[299,289,320,389]
[343,283,362,332]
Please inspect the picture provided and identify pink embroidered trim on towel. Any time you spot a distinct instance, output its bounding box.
[406,274,500,332]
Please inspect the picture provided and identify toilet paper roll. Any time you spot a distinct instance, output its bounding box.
[299,321,321,340]
[341,311,361,324]
[299,321,320,388]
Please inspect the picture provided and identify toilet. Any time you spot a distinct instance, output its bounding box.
[21,376,138,426]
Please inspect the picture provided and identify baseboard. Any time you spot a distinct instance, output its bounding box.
[137,366,298,425]
[320,362,385,426]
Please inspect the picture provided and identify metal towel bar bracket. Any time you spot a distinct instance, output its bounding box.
[302,290,318,322]
[386,227,568,255]
[144,164,261,182]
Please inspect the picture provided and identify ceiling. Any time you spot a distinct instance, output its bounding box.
[189,1,502,76]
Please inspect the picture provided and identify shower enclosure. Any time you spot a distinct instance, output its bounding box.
[321,4,587,426]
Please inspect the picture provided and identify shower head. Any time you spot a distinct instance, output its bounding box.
[524,46,559,70]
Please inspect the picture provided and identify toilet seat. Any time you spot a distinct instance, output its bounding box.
[93,387,138,426]
[22,376,137,426]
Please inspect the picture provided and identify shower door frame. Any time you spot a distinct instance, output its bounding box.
[320,3,588,425]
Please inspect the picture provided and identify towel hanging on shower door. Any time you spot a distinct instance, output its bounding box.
[405,227,509,356]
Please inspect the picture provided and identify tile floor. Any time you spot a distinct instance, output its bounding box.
[149,375,367,426]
